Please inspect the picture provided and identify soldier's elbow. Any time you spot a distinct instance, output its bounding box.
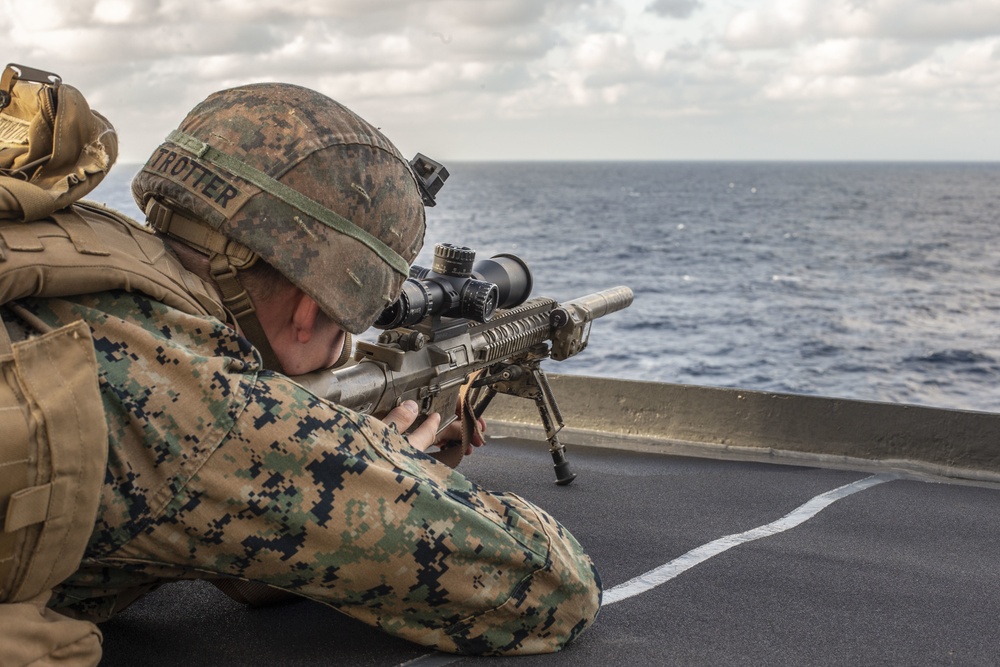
[445,542,602,656]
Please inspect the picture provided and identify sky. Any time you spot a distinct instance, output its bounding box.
[3,0,999,163]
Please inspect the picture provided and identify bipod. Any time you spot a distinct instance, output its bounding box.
[471,359,576,485]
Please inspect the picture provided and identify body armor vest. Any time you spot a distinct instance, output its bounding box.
[0,201,228,607]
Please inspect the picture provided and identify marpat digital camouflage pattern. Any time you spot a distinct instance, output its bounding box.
[132,84,426,334]
[27,291,601,654]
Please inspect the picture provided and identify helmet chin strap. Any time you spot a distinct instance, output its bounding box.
[210,254,355,374]
[146,198,285,373]
[147,198,355,374]
[207,253,285,373]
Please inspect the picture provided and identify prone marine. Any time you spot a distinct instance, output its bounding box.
[0,65,601,666]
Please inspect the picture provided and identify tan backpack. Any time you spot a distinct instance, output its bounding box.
[0,63,226,667]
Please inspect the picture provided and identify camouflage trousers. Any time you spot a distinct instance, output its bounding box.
[52,371,601,655]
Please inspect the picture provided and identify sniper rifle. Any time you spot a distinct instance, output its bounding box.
[293,242,633,485]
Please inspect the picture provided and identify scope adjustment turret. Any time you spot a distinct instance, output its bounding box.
[432,243,477,276]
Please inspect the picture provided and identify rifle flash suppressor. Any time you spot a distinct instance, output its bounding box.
[374,243,533,329]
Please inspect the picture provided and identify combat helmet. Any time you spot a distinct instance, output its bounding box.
[131,83,428,363]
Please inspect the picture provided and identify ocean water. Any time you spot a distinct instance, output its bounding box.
[91,161,1000,413]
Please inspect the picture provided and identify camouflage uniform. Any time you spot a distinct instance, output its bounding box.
[24,289,601,655]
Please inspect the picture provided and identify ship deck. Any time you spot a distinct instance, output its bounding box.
[99,377,1000,666]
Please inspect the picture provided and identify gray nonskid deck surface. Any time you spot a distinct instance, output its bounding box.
[98,437,1000,666]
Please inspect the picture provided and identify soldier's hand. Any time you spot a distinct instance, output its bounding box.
[385,400,442,452]
[435,416,487,454]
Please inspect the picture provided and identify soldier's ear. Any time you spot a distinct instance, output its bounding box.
[291,293,322,344]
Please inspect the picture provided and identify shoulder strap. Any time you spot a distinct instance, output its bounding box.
[146,199,281,370]
[0,178,55,224]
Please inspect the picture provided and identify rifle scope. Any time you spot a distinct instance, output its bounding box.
[374,243,533,329]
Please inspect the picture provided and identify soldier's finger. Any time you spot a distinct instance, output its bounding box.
[436,419,464,444]
[384,400,420,434]
[406,412,442,452]
[472,417,487,447]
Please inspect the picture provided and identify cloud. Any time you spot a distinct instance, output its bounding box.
[787,38,930,77]
[711,0,1000,127]
[645,0,703,20]
[724,0,1000,49]
[2,0,996,162]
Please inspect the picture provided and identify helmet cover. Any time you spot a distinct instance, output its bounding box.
[132,83,425,333]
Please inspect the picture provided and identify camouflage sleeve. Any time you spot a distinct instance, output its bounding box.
[25,292,600,654]
[135,373,601,655]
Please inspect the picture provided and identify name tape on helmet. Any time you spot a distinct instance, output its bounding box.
[144,147,252,215]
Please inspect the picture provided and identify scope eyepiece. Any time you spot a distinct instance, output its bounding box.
[374,243,533,329]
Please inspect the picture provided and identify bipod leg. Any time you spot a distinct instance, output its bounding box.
[531,367,576,485]
[469,384,498,420]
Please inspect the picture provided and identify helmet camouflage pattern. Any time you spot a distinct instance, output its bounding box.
[132,83,426,333]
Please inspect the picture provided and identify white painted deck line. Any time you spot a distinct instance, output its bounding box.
[602,473,897,604]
